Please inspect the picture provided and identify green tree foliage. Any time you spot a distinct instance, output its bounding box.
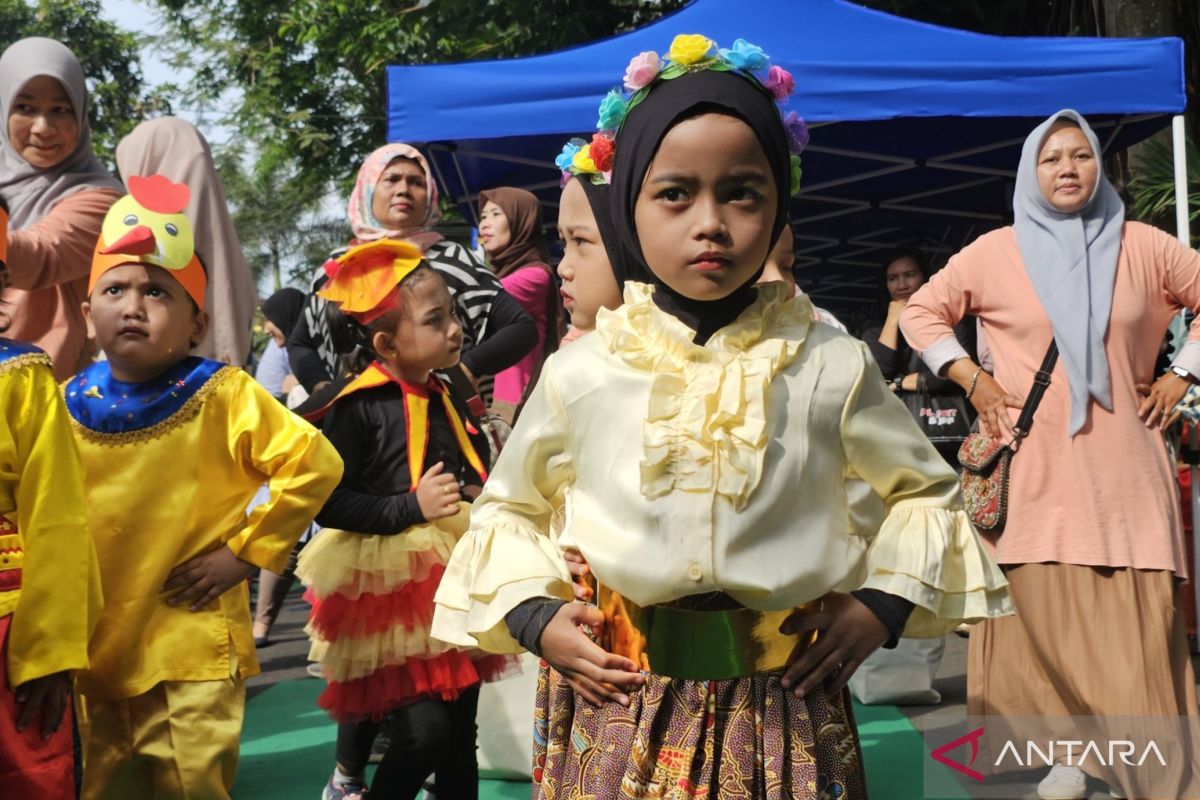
[1128,136,1200,244]
[0,0,169,165]
[151,0,686,187]
[214,143,349,289]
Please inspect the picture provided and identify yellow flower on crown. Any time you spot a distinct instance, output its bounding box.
[571,144,597,174]
[668,34,715,65]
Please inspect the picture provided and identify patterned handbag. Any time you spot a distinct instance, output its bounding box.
[957,340,1058,534]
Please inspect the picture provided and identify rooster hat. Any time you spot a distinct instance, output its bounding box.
[89,174,207,309]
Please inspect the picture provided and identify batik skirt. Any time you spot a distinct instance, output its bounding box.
[531,660,868,799]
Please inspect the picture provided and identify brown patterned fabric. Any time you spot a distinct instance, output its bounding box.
[531,661,868,799]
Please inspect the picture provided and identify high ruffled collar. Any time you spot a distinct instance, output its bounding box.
[595,281,813,509]
[597,281,813,360]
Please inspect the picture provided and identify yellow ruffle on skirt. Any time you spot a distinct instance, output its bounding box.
[296,504,469,599]
[296,504,494,681]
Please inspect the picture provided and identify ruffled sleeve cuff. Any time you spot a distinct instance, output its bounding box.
[431,521,575,654]
[860,506,1013,638]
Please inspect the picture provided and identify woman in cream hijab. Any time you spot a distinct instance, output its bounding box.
[116,117,257,365]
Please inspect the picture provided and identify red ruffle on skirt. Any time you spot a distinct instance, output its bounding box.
[309,566,445,641]
[473,653,519,684]
[319,650,485,722]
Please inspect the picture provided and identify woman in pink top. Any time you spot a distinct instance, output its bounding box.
[902,110,1200,800]
[0,38,122,379]
[478,187,561,415]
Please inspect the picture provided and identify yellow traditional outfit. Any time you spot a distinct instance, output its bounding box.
[67,173,344,800]
[0,339,100,798]
[66,358,342,799]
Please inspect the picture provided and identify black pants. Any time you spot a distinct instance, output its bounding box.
[336,684,480,799]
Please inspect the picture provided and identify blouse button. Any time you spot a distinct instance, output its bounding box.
[687,562,703,582]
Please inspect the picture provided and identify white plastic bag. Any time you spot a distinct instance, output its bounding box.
[475,652,539,779]
[848,636,945,705]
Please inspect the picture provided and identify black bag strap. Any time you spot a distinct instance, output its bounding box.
[441,365,489,420]
[1013,340,1059,439]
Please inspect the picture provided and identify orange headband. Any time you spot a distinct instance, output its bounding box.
[89,175,207,309]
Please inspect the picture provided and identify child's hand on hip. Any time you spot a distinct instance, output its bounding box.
[162,545,257,611]
[15,670,71,740]
[416,462,461,520]
[540,603,643,707]
[778,592,889,699]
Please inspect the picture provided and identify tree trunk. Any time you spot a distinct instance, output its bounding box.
[1099,0,1195,197]
[270,244,282,293]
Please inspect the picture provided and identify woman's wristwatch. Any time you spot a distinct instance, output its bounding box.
[1172,365,1197,384]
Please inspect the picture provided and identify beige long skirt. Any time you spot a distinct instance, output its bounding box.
[968,563,1200,797]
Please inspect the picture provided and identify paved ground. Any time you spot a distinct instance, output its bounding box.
[250,587,1191,799]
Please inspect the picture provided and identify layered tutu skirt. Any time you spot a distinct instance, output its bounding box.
[296,505,515,722]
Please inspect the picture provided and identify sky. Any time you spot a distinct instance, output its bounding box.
[98,0,346,292]
[100,0,231,145]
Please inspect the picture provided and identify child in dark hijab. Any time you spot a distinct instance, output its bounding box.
[434,35,1011,798]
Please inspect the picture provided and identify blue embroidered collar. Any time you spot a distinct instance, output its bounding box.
[66,357,227,434]
[0,338,45,365]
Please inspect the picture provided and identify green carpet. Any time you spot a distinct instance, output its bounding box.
[237,679,952,799]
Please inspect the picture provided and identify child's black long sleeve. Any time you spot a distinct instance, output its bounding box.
[313,380,486,536]
[315,392,426,534]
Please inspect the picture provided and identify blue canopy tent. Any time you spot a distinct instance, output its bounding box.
[386,0,1187,316]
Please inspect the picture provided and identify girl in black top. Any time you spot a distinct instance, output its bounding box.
[295,241,511,800]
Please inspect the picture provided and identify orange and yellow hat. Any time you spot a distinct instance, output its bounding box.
[317,239,425,324]
[89,174,207,308]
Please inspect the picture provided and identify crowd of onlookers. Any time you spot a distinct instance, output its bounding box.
[7,30,1200,800]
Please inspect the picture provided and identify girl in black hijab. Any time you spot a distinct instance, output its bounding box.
[260,287,305,347]
[433,35,1009,800]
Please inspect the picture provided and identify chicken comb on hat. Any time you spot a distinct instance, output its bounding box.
[317,239,425,324]
[89,174,208,308]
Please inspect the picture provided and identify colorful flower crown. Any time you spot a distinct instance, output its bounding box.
[556,34,809,195]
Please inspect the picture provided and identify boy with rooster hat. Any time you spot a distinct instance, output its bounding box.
[65,174,343,799]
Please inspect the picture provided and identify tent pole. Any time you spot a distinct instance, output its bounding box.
[1173,114,1200,652]
[450,149,480,227]
[1174,115,1191,245]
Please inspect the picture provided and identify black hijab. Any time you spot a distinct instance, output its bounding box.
[577,178,642,291]
[609,69,792,343]
[261,287,306,339]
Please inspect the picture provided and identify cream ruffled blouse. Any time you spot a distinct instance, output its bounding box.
[433,282,1011,654]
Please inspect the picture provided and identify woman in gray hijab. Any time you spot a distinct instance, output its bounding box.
[903,111,1200,800]
[0,37,122,378]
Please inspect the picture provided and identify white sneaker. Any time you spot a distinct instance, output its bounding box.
[1037,764,1087,800]
[1108,786,1127,799]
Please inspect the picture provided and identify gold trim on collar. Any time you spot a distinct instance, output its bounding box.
[0,352,51,380]
[69,365,237,447]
